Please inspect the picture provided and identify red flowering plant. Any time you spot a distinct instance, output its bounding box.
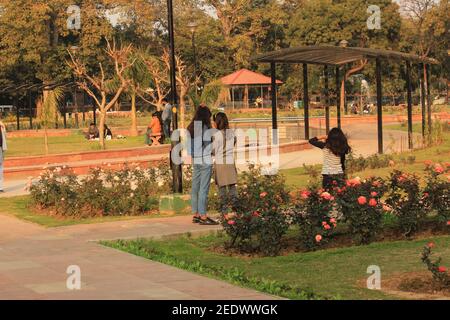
[421,242,450,290]
[335,176,388,244]
[221,164,291,256]
[291,185,337,251]
[386,170,429,237]
[423,162,450,223]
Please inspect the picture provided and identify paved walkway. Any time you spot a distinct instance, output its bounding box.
[0,214,273,300]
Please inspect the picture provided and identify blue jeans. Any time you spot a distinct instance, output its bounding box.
[191,163,213,216]
[163,120,171,139]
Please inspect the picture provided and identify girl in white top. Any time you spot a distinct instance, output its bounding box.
[309,127,351,190]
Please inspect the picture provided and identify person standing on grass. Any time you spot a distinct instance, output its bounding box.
[0,118,7,193]
[188,106,218,226]
[212,112,238,215]
[309,127,351,190]
[161,99,173,140]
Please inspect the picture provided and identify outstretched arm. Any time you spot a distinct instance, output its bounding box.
[309,137,326,149]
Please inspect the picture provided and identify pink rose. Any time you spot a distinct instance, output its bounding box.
[315,235,322,243]
[371,192,378,197]
[301,190,311,199]
[428,242,435,248]
[323,224,331,230]
[260,192,268,198]
[320,192,333,201]
[434,165,444,174]
[228,220,236,225]
[446,221,450,226]
[369,198,377,207]
[358,196,367,205]
[424,160,433,166]
[330,218,337,224]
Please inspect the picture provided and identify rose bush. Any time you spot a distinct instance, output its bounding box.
[30,162,177,217]
[423,162,450,222]
[291,187,337,251]
[221,164,291,256]
[386,170,429,237]
[421,243,450,290]
[335,176,388,244]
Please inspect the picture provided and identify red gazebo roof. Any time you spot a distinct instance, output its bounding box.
[220,68,282,86]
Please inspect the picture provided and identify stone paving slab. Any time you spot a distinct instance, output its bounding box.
[0,213,274,300]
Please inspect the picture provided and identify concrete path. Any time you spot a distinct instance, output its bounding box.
[0,214,273,300]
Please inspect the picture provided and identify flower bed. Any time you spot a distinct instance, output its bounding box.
[220,162,450,256]
[29,161,192,217]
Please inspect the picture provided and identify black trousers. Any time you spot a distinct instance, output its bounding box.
[322,174,345,190]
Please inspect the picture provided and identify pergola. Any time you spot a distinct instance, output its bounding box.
[253,45,439,153]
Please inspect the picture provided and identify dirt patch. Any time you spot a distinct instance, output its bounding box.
[380,272,450,300]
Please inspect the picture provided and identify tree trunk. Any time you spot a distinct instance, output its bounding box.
[99,110,106,150]
[341,61,367,114]
[130,92,138,136]
[44,127,49,155]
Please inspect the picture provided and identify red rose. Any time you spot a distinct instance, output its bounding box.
[323,224,331,230]
[371,192,378,197]
[260,192,268,198]
[434,165,444,174]
[369,198,377,207]
[300,190,311,199]
[320,192,333,201]
[446,221,450,226]
[424,160,433,166]
[228,220,236,225]
[427,242,435,248]
[438,266,447,273]
[358,196,367,205]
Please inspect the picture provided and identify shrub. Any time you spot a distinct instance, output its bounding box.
[421,243,450,290]
[335,176,388,244]
[221,164,291,256]
[346,153,394,174]
[291,187,337,251]
[385,170,429,237]
[423,162,450,222]
[30,162,173,217]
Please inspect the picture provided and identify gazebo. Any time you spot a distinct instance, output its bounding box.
[253,46,439,153]
[220,68,282,109]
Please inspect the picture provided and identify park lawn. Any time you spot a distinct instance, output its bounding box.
[104,232,450,300]
[0,195,178,228]
[5,133,147,158]
[281,132,450,189]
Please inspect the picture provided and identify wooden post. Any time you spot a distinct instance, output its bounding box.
[271,62,278,144]
[324,65,330,134]
[406,61,413,150]
[335,66,341,129]
[376,58,383,154]
[303,63,310,140]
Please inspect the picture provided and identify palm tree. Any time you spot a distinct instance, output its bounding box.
[40,87,64,154]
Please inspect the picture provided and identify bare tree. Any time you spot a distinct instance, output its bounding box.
[67,40,135,149]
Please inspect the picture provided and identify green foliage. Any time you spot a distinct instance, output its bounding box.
[423,162,450,222]
[346,152,394,174]
[421,243,450,290]
[336,177,388,245]
[291,188,337,251]
[221,164,291,256]
[386,170,430,237]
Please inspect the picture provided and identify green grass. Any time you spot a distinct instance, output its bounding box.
[104,232,450,300]
[0,196,171,228]
[5,133,148,158]
[385,122,424,133]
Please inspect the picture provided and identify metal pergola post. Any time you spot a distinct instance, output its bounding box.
[335,66,341,129]
[324,65,330,134]
[406,61,413,149]
[425,64,432,137]
[28,90,33,129]
[15,96,20,131]
[303,63,310,140]
[270,62,278,144]
[419,63,426,140]
[376,58,383,154]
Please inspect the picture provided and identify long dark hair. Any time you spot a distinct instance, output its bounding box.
[326,128,351,156]
[187,106,212,136]
[213,112,229,131]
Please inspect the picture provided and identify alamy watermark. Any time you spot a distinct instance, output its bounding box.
[170,123,280,175]
[367,265,381,290]
[66,265,81,290]
[367,5,381,30]
[67,5,81,31]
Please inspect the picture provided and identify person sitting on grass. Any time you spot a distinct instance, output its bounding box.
[146,112,163,146]
[86,123,100,141]
[104,124,113,141]
[309,127,351,190]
